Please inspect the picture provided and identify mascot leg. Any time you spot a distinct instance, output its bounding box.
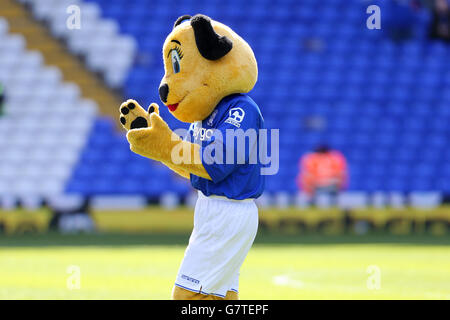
[172,286,238,300]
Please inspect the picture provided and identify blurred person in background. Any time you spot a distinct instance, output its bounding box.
[429,0,450,41]
[297,145,348,198]
[376,0,424,42]
[0,83,4,116]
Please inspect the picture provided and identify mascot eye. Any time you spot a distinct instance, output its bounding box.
[171,49,181,74]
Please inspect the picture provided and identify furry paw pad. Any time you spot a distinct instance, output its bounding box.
[119,100,159,131]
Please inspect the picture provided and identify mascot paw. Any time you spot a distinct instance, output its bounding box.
[119,99,159,131]
[125,110,178,162]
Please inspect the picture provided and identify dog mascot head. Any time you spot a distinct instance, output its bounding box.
[158,14,258,123]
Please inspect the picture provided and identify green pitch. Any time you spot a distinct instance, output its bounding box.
[0,234,449,299]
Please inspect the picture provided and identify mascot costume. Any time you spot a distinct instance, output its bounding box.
[119,14,264,300]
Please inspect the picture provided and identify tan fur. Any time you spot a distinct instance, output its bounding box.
[172,286,239,300]
[119,18,257,299]
[161,20,258,123]
[119,99,210,179]
[119,16,257,181]
[119,100,190,179]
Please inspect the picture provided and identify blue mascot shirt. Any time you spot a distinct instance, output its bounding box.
[187,93,265,200]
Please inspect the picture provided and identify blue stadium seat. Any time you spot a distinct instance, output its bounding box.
[70,0,450,196]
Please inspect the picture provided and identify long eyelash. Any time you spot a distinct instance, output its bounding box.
[174,46,184,59]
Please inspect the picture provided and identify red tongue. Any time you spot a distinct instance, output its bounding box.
[168,103,178,112]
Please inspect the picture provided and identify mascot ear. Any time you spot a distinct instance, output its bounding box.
[190,14,233,60]
[173,15,192,29]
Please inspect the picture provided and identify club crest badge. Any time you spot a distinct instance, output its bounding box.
[225,107,245,128]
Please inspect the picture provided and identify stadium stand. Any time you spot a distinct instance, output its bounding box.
[18,0,137,89]
[69,0,448,200]
[0,17,97,207]
[1,0,449,207]
[1,0,122,121]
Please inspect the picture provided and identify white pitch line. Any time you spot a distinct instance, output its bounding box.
[272,274,304,289]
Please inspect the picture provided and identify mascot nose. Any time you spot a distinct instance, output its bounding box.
[159,84,169,103]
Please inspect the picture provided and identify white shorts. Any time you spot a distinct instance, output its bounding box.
[175,191,258,298]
